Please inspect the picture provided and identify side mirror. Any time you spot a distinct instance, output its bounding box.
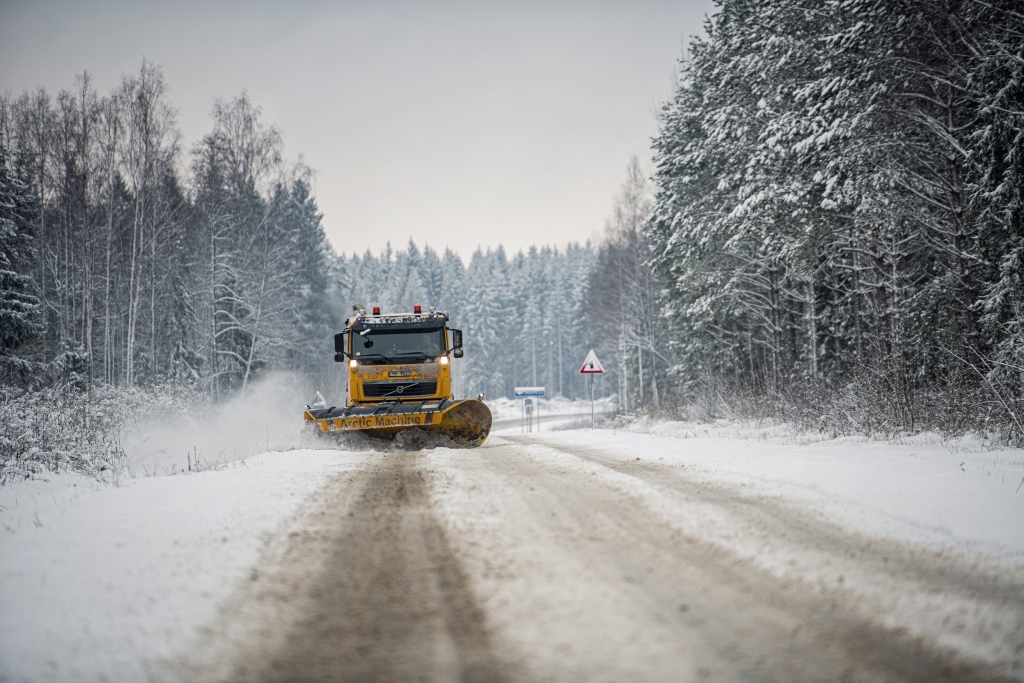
[450,328,463,350]
[453,348,464,359]
[334,331,348,362]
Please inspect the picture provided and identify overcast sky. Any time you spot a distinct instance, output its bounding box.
[0,0,715,259]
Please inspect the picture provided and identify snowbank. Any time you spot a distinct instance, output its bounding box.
[0,449,361,683]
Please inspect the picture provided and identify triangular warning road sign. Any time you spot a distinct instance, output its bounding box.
[579,349,605,374]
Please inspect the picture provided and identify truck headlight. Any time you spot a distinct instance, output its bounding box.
[349,359,358,368]
[440,356,449,365]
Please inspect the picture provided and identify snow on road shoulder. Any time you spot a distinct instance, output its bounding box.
[536,424,1024,558]
[503,432,1024,671]
[0,449,363,683]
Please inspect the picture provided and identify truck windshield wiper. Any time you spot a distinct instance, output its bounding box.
[389,351,432,361]
[355,351,435,364]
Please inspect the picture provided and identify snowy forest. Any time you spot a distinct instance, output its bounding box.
[636,0,1024,440]
[0,67,334,397]
[0,62,597,415]
[2,0,1024,482]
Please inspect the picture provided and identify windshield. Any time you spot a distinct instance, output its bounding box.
[352,328,445,362]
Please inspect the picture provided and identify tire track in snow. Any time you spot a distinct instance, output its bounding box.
[508,435,1024,675]
[248,450,509,683]
[425,436,1017,682]
[162,450,511,683]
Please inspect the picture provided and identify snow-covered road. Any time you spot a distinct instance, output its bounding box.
[2,426,1023,682]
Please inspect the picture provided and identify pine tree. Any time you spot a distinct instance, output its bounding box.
[0,145,42,376]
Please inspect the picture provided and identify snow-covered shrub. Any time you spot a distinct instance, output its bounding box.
[0,383,206,484]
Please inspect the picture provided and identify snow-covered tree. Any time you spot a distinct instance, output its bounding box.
[649,0,1024,438]
[0,145,41,379]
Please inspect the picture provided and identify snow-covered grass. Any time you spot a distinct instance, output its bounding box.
[0,448,361,683]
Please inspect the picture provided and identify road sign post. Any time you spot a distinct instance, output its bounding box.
[578,350,604,429]
[514,387,545,433]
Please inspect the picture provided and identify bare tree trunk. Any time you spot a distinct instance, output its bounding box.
[125,203,141,386]
[650,355,659,409]
[210,229,219,400]
[531,330,537,386]
[104,199,113,384]
[557,318,563,397]
[547,336,553,396]
[620,325,629,415]
[638,345,643,404]
[150,201,157,378]
[240,228,270,392]
[80,77,95,386]
[806,279,817,379]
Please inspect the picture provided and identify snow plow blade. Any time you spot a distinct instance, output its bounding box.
[304,398,492,447]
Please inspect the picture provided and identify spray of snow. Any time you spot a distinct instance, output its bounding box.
[122,372,322,475]
[121,373,488,469]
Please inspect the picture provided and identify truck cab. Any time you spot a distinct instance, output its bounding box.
[335,305,463,406]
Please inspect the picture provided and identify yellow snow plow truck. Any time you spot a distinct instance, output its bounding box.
[303,305,492,447]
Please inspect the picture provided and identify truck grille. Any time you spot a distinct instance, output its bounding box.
[362,380,438,398]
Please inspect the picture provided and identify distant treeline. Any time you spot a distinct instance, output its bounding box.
[338,241,595,401]
[638,0,1024,439]
[0,63,596,401]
